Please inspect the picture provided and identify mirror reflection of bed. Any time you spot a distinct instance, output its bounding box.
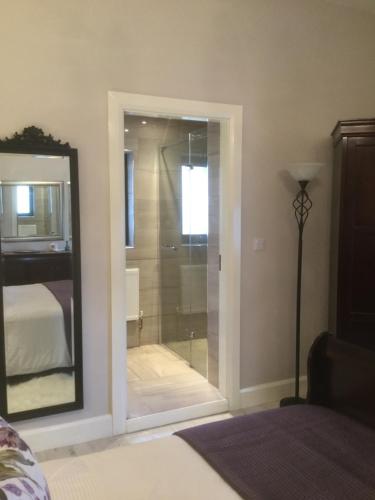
[0,151,76,415]
[4,280,75,413]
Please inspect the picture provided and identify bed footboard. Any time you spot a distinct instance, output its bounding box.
[307,332,375,429]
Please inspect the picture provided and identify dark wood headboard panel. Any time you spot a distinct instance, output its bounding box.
[307,332,375,429]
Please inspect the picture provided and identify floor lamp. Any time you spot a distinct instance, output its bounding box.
[280,163,323,407]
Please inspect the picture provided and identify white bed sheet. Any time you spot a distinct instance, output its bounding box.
[42,435,240,500]
[3,284,71,377]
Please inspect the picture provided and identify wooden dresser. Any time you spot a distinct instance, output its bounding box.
[330,119,375,349]
[1,251,72,286]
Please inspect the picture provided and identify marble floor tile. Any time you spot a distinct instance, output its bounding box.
[127,344,222,418]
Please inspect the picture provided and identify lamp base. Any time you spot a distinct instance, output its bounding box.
[280,397,306,407]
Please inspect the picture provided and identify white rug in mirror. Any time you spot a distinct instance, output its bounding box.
[7,372,75,413]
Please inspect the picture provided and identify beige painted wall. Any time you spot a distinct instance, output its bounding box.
[1,0,375,430]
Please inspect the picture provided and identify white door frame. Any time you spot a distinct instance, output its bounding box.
[108,92,242,435]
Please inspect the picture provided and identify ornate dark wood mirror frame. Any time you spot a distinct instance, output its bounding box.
[0,127,83,421]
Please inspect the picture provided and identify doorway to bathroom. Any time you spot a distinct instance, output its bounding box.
[108,92,242,434]
[124,114,222,419]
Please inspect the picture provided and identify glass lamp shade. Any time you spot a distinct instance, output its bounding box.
[287,163,324,182]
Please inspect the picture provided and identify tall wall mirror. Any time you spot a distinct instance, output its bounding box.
[0,127,83,421]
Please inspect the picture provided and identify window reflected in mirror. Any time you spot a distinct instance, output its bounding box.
[1,182,64,240]
[16,185,34,216]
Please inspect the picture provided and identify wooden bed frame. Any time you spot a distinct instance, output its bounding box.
[307,332,375,429]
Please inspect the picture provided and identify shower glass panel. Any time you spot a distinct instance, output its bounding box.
[159,122,220,383]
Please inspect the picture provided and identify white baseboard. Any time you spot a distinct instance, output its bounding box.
[239,376,307,409]
[15,378,307,453]
[17,414,113,453]
[126,399,229,434]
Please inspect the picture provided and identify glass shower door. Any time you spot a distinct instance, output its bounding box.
[159,127,209,377]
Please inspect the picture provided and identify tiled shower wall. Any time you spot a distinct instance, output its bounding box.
[126,117,162,347]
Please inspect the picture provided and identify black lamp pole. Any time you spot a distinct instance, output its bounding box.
[280,180,312,407]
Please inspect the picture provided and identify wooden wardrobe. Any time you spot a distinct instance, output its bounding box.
[330,119,375,349]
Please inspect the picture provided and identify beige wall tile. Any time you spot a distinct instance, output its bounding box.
[127,228,159,260]
[127,321,139,348]
[134,169,159,202]
[127,259,160,290]
[160,258,180,287]
[159,314,179,343]
[159,170,181,201]
[139,288,160,318]
[134,199,159,229]
[132,139,159,173]
[139,317,160,345]
[159,229,181,248]
[160,286,180,315]
[180,313,207,339]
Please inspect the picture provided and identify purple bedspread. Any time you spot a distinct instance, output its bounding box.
[175,405,375,499]
[43,280,73,357]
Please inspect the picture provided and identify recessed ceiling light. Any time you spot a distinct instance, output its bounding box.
[125,128,129,133]
[141,120,147,125]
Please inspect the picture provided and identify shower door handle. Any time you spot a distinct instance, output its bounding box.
[162,244,178,251]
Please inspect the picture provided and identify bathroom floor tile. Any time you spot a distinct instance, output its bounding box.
[127,344,222,418]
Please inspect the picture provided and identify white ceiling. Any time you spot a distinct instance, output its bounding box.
[324,0,375,15]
